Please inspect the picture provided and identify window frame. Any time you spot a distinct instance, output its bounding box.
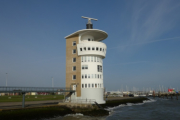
[72,66,76,71]
[72,58,76,62]
[72,49,76,54]
[72,41,76,46]
[72,75,76,80]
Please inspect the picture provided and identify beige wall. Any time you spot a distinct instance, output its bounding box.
[66,35,81,97]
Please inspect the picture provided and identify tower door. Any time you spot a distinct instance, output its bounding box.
[73,85,76,90]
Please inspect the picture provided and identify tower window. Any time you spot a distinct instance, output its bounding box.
[88,38,90,41]
[85,74,87,78]
[73,41,76,46]
[73,58,76,62]
[82,84,84,88]
[96,47,98,51]
[84,47,86,51]
[73,66,76,71]
[72,75,76,80]
[100,48,102,51]
[95,84,97,88]
[88,47,90,50]
[97,65,102,72]
[88,84,90,88]
[82,74,84,79]
[73,49,76,54]
[92,47,95,50]
[88,74,90,78]
[85,84,87,88]
[92,84,94,88]
[80,48,82,51]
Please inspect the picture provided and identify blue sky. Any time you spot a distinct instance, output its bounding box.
[0,0,180,91]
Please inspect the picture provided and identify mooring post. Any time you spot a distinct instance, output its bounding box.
[22,92,25,108]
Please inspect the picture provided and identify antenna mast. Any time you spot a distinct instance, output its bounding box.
[82,16,98,29]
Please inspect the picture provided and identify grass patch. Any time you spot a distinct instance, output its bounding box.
[0,95,64,102]
[0,106,73,120]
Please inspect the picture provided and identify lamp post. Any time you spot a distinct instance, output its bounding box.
[52,77,53,87]
[6,73,8,86]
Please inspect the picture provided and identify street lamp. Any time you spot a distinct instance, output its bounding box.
[6,73,8,86]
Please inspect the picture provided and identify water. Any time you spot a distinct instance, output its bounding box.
[47,97,180,120]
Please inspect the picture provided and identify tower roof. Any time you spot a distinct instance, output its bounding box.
[65,29,108,41]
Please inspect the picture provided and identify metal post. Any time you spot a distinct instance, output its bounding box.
[22,92,25,108]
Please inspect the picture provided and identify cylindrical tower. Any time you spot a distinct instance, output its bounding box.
[65,17,107,104]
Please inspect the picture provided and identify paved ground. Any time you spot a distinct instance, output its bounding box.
[0,97,135,109]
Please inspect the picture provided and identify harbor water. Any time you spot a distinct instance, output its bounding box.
[47,97,180,120]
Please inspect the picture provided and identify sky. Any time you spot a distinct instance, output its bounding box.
[0,0,180,91]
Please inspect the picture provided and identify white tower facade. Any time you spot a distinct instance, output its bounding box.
[65,17,107,104]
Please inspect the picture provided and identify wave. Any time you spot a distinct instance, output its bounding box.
[106,98,157,112]
[64,113,84,117]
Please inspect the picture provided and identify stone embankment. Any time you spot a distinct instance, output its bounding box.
[0,97,149,120]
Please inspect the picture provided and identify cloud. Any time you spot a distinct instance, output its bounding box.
[111,1,180,51]
[109,36,180,50]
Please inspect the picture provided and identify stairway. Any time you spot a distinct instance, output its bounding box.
[94,101,104,110]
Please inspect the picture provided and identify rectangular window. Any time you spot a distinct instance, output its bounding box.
[88,74,90,78]
[92,84,94,88]
[73,41,76,46]
[85,74,87,78]
[95,84,97,88]
[73,58,76,62]
[92,47,95,50]
[73,66,76,71]
[100,74,101,79]
[100,48,102,51]
[88,47,90,50]
[100,84,101,88]
[73,75,76,80]
[85,65,88,69]
[73,49,76,54]
[103,48,104,52]
[88,84,90,88]
[85,56,86,62]
[80,48,82,51]
[97,65,102,72]
[82,84,84,88]
[85,84,87,88]
[97,57,99,62]
[91,56,93,62]
[84,47,86,51]
[82,65,84,69]
[81,56,83,62]
[98,74,99,78]
[95,74,96,78]
[94,56,96,62]
[96,47,98,51]
[91,74,93,78]
[88,56,90,62]
[82,74,84,79]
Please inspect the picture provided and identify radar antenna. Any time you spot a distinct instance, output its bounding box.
[81,16,98,29]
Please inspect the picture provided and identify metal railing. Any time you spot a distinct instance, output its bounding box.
[0,86,75,93]
[70,99,96,104]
